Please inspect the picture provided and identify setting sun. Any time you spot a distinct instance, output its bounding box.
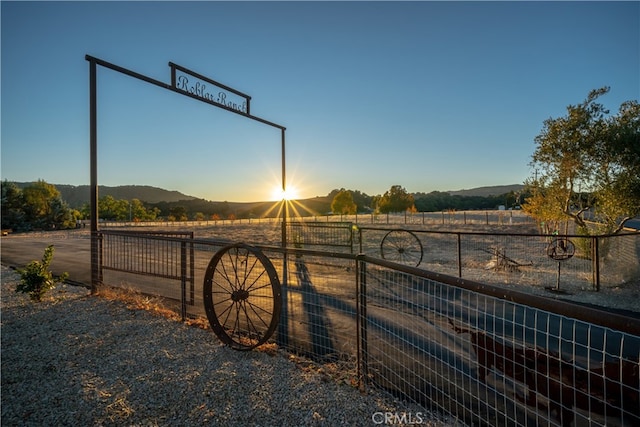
[271,186,299,201]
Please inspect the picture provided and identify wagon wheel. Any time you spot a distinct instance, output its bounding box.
[380,230,423,267]
[203,243,281,351]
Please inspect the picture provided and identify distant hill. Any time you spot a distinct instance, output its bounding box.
[447,184,525,198]
[9,181,524,213]
[8,181,333,216]
[12,183,197,208]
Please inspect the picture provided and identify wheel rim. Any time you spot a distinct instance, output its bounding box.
[203,243,281,350]
[381,230,424,267]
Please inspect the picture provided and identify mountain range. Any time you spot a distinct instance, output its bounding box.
[10,182,525,210]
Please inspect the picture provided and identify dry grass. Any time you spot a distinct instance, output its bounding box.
[90,284,287,355]
[90,283,359,386]
[92,284,211,328]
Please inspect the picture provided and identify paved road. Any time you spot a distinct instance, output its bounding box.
[1,231,92,285]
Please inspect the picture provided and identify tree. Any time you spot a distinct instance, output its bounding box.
[130,199,159,221]
[3,180,75,231]
[592,99,640,231]
[1,180,26,231]
[331,189,357,215]
[524,87,640,234]
[80,197,159,221]
[327,188,373,212]
[522,176,570,234]
[169,206,188,221]
[94,195,128,220]
[376,185,415,214]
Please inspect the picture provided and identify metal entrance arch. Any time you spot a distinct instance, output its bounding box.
[86,55,288,291]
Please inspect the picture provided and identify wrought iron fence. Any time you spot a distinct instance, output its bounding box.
[96,228,640,427]
[286,221,354,252]
[100,230,195,319]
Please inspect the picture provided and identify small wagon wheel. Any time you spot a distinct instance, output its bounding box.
[203,243,281,351]
[380,230,423,267]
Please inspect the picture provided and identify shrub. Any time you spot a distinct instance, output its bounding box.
[16,245,68,301]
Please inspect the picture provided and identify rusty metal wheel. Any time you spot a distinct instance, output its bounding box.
[380,230,423,267]
[203,243,281,350]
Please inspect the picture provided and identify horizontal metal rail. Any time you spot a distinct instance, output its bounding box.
[287,221,354,251]
[85,55,285,131]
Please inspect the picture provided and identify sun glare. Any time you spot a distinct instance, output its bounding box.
[272,186,299,201]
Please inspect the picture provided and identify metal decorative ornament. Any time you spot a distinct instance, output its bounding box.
[546,238,575,261]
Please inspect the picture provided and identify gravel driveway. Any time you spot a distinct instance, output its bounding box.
[1,265,464,426]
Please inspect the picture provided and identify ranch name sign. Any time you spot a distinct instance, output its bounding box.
[169,62,251,115]
[175,74,248,113]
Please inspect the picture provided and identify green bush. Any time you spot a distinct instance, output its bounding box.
[16,245,68,301]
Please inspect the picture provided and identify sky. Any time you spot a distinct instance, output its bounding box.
[1,1,638,202]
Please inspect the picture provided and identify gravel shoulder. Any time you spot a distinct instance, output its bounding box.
[1,265,463,427]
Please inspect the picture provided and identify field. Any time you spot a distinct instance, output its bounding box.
[1,212,639,314]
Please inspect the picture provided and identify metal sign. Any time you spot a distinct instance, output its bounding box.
[169,62,251,115]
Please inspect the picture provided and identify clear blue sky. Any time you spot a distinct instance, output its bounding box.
[2,1,638,202]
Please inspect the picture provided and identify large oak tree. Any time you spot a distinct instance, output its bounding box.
[524,87,639,233]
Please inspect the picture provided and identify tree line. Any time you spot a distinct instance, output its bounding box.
[329,185,523,215]
[2,178,524,232]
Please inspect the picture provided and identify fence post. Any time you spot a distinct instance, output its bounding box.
[593,236,600,291]
[356,255,368,390]
[180,241,187,321]
[189,233,195,305]
[457,233,462,278]
[98,232,104,285]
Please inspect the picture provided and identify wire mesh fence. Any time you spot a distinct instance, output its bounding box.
[288,210,537,227]
[358,258,640,426]
[96,209,536,228]
[277,251,358,362]
[96,224,640,426]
